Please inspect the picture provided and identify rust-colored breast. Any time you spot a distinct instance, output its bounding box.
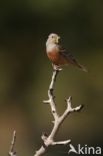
[47,46,68,66]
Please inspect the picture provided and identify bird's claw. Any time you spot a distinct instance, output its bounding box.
[52,64,62,71]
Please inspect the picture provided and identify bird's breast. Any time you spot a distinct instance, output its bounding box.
[46,44,68,66]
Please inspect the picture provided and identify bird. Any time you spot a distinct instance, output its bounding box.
[46,33,87,72]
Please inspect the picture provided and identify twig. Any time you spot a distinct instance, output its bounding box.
[34,69,83,156]
[8,130,16,156]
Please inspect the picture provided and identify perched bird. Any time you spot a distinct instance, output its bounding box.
[46,33,87,72]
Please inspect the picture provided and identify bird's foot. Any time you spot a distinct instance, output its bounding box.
[52,64,62,71]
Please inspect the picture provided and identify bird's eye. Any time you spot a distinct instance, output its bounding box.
[51,36,54,38]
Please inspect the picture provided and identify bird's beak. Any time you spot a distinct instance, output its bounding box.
[56,36,60,43]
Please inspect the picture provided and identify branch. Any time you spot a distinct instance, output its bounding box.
[43,69,60,120]
[34,69,83,156]
[7,69,83,156]
[8,130,16,156]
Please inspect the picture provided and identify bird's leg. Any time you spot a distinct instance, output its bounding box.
[52,64,62,71]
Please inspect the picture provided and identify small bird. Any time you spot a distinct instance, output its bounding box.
[46,33,87,71]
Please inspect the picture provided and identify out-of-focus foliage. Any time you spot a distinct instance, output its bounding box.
[0,0,103,156]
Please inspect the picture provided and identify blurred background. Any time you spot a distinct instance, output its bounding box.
[0,0,103,155]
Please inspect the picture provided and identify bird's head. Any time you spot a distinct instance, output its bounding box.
[46,33,60,45]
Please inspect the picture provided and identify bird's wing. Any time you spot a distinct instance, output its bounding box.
[58,45,79,65]
[58,45,87,72]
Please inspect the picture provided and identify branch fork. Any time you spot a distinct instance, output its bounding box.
[34,69,83,156]
[8,68,84,156]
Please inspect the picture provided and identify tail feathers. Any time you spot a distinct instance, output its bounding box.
[77,63,88,72]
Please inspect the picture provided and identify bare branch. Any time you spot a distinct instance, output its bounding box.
[34,69,84,156]
[7,68,84,156]
[8,130,16,156]
[51,139,71,145]
[59,96,83,123]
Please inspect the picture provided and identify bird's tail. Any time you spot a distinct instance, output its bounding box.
[77,63,88,72]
